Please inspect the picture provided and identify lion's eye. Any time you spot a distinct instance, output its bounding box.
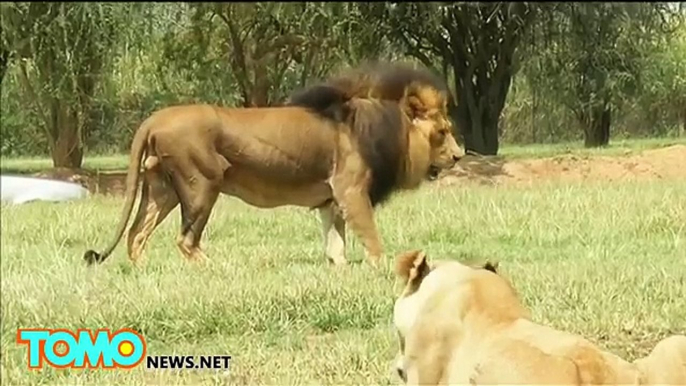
[430,130,446,146]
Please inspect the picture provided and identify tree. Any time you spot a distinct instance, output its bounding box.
[0,21,9,89]
[1,3,125,168]
[161,2,383,108]
[533,3,680,147]
[361,2,536,155]
[638,14,686,137]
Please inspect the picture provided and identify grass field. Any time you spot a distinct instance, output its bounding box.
[1,145,686,385]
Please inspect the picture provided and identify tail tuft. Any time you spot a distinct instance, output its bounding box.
[83,250,104,266]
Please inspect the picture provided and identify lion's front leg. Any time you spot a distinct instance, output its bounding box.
[332,185,383,268]
[318,203,347,266]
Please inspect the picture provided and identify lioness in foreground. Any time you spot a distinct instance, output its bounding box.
[392,250,686,385]
[83,63,464,267]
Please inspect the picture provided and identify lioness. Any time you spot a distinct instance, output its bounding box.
[83,63,464,267]
[634,335,686,385]
[392,250,686,385]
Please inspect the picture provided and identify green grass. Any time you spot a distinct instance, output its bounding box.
[0,154,130,175]
[1,173,685,384]
[2,136,684,174]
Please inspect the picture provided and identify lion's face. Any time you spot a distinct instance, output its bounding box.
[406,87,464,179]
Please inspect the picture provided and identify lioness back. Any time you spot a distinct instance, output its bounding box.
[634,335,686,385]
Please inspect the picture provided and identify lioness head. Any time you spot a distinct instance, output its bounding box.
[402,84,464,180]
[392,250,505,383]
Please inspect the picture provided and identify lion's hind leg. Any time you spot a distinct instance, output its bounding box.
[170,165,223,264]
[174,181,220,263]
[126,161,180,266]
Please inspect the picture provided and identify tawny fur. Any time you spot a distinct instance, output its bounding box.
[83,63,464,268]
[633,335,686,385]
[392,250,686,385]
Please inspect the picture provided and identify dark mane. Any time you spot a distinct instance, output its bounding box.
[287,61,449,118]
[287,62,449,206]
[286,84,351,121]
[347,98,407,206]
[338,61,449,102]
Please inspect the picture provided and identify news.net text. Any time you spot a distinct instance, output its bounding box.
[146,355,231,370]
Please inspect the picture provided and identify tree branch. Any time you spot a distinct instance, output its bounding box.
[397,31,435,70]
[450,7,476,65]
[17,61,54,147]
[216,7,251,101]
[254,34,306,63]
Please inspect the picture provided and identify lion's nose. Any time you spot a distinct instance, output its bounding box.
[452,154,462,162]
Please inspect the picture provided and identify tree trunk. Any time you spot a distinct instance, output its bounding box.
[443,4,525,156]
[582,105,611,148]
[53,131,83,168]
[448,102,466,147]
[248,63,270,107]
[50,100,83,168]
[0,48,8,90]
[451,73,508,156]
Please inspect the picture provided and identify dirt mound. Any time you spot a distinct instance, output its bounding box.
[33,168,128,196]
[438,144,686,187]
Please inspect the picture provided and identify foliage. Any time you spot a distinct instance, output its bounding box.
[160,3,386,108]
[0,2,684,162]
[526,3,682,147]
[1,2,130,167]
[361,2,537,155]
[637,22,686,137]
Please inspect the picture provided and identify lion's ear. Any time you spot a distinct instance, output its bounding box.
[395,250,430,293]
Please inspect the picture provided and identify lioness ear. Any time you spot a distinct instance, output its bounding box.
[395,250,430,293]
[482,261,499,274]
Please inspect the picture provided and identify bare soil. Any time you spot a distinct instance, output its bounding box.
[32,168,128,196]
[438,144,686,187]
[31,145,686,196]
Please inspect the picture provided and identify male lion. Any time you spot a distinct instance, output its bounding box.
[392,250,686,385]
[83,63,464,267]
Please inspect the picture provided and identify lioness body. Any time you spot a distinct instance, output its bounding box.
[392,251,686,385]
[83,63,463,267]
[634,335,686,385]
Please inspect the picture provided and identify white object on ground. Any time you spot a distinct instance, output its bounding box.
[1,175,89,205]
